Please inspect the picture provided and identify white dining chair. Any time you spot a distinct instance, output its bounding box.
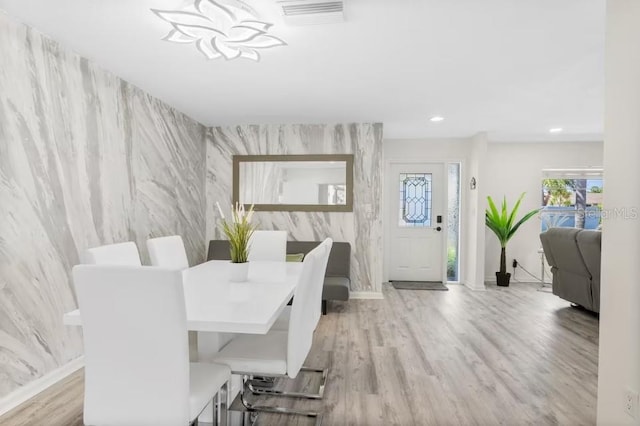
[82,241,142,266]
[251,239,332,400]
[247,230,287,262]
[147,235,190,269]
[73,265,231,426]
[212,247,323,423]
[271,238,333,331]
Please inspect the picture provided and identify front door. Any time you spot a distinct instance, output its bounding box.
[387,163,445,282]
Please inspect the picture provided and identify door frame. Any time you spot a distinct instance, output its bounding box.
[383,158,466,284]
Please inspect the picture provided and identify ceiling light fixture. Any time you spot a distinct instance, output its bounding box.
[151,0,286,61]
[549,127,564,133]
[429,116,445,122]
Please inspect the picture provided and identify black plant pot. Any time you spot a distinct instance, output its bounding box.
[496,272,511,287]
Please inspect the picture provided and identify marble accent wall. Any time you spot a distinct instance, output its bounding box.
[0,14,206,398]
[206,124,383,292]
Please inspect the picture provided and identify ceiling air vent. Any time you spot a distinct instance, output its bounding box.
[277,0,344,25]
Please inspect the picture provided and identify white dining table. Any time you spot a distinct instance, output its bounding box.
[63,260,302,334]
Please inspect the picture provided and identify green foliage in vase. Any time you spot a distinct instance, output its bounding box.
[216,202,257,263]
[485,193,540,275]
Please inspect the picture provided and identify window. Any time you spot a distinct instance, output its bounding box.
[540,169,603,231]
[447,163,461,282]
[398,173,432,227]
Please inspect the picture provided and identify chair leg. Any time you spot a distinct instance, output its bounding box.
[249,375,276,388]
[248,366,328,399]
[241,411,259,426]
[215,393,220,426]
[212,380,230,426]
[239,375,323,426]
[322,300,327,315]
[223,380,231,426]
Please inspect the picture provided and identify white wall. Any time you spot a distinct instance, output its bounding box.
[466,133,488,289]
[384,138,472,160]
[597,1,640,423]
[483,141,603,282]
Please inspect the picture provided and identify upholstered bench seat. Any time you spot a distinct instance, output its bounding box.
[322,276,350,302]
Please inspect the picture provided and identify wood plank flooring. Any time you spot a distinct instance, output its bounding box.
[0,282,599,426]
[0,368,84,426]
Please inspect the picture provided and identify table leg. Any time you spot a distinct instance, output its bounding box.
[196,332,243,424]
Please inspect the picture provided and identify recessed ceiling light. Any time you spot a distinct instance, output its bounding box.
[430,116,445,122]
[549,127,564,133]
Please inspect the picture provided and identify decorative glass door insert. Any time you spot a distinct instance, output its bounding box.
[399,173,432,227]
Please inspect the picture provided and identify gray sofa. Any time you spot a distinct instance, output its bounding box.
[207,240,351,314]
[539,228,601,313]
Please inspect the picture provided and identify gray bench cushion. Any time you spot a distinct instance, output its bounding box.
[207,240,232,261]
[322,276,350,301]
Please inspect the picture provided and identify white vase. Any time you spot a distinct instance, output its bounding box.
[229,261,250,282]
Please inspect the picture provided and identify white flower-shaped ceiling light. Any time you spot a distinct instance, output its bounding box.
[151,0,286,61]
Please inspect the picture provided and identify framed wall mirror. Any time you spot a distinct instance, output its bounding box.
[233,154,354,212]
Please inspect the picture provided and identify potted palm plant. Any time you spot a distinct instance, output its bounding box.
[485,193,540,287]
[216,202,257,282]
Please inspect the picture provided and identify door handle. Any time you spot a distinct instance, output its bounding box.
[435,226,442,232]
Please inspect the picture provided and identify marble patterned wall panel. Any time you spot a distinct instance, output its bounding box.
[129,90,206,266]
[206,123,383,292]
[0,13,206,398]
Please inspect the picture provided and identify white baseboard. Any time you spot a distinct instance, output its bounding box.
[350,291,384,299]
[464,282,486,291]
[0,356,84,417]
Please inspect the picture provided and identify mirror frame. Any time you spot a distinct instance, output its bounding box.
[233,154,354,212]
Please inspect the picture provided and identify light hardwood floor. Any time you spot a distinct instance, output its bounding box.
[0,282,599,426]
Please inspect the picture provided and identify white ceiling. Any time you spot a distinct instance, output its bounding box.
[0,0,605,140]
